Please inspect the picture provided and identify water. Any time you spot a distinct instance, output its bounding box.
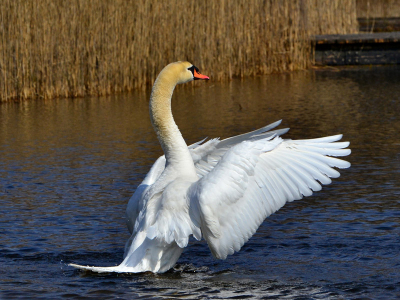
[1,65,400,299]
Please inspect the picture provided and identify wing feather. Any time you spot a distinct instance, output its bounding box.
[216,120,283,149]
[189,132,351,260]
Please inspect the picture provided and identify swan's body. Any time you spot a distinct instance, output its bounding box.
[70,61,351,273]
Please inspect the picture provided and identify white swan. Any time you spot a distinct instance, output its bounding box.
[70,61,351,273]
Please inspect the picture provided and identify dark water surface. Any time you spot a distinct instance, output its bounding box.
[1,66,400,299]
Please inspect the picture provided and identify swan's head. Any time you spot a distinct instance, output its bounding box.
[160,61,209,85]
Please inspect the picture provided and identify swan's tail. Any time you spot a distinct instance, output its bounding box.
[68,263,121,273]
[69,231,183,273]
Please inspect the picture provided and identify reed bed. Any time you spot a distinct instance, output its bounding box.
[357,0,400,18]
[307,0,358,35]
[0,0,357,101]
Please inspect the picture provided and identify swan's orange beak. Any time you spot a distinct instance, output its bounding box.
[194,69,209,80]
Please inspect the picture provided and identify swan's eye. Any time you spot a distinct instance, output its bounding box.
[188,65,200,75]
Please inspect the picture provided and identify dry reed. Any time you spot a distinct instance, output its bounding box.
[307,0,358,35]
[0,0,358,101]
[357,0,400,18]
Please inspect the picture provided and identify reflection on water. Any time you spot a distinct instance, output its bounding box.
[1,66,400,299]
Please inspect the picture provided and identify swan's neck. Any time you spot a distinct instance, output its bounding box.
[149,75,196,176]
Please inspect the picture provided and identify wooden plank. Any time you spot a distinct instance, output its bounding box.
[315,50,400,65]
[358,17,400,32]
[314,32,400,45]
[314,31,400,66]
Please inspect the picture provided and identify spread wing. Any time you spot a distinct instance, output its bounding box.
[188,133,351,259]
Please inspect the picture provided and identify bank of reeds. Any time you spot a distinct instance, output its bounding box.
[357,0,400,18]
[0,0,358,101]
[307,0,358,35]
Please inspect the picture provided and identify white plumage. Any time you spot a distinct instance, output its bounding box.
[69,61,350,273]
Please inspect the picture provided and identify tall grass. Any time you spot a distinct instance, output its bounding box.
[357,0,400,18]
[0,0,357,101]
[307,0,358,35]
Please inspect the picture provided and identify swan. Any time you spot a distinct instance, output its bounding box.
[69,61,351,273]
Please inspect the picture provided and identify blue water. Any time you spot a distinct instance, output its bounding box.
[1,66,400,299]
